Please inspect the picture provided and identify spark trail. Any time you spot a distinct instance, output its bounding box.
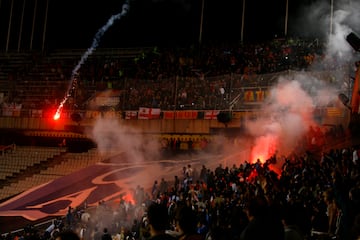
[54,1,130,120]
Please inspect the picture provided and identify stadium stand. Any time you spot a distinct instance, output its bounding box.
[0,148,101,200]
[0,37,359,240]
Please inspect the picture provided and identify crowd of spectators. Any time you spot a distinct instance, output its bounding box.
[4,37,350,112]
[74,38,347,111]
[2,138,360,240]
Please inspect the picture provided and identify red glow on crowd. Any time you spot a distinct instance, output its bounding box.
[248,135,283,179]
[250,135,277,164]
[122,193,135,205]
[268,164,281,178]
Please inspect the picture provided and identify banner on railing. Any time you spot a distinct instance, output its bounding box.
[163,111,198,120]
[31,109,43,118]
[138,107,161,119]
[204,110,220,120]
[102,110,117,118]
[231,111,244,119]
[243,89,268,103]
[85,111,101,119]
[2,103,22,117]
[125,111,138,119]
[12,104,22,117]
[163,111,174,119]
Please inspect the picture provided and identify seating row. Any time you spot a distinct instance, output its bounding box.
[0,148,102,200]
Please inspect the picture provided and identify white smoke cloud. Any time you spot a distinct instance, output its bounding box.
[246,75,318,157]
[88,117,165,200]
[90,117,161,162]
[243,0,359,164]
[326,9,352,59]
[293,0,358,64]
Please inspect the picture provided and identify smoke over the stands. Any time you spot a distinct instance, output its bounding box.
[89,2,359,165]
[52,6,360,233]
[90,118,161,162]
[246,0,359,164]
[292,0,360,41]
[246,73,339,163]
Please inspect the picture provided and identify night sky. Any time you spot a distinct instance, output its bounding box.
[0,0,357,50]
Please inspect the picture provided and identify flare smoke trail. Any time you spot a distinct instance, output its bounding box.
[54,1,130,120]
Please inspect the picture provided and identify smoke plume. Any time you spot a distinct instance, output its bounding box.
[245,0,359,165]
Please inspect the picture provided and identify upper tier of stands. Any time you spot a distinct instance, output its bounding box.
[0,38,352,112]
[0,47,148,110]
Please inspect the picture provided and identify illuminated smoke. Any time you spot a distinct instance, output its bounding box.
[326,9,352,58]
[243,0,360,167]
[90,118,161,161]
[246,76,319,163]
[54,1,130,118]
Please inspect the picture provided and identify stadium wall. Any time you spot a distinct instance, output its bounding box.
[0,108,349,136]
[0,117,233,134]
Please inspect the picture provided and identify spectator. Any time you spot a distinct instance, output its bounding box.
[55,230,80,240]
[282,204,305,240]
[174,204,205,240]
[101,228,112,240]
[323,188,338,236]
[93,227,102,240]
[146,203,176,240]
[240,195,284,240]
